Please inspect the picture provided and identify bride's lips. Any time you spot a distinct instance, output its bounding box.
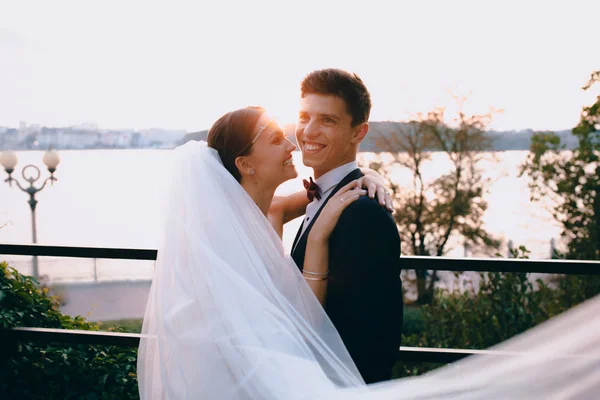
[283,155,294,167]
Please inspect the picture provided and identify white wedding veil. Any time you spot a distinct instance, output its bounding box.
[138,139,600,399]
[338,292,600,400]
[137,140,364,399]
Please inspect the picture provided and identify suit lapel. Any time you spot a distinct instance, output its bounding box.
[291,168,363,263]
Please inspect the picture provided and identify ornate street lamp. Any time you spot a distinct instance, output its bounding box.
[0,149,60,277]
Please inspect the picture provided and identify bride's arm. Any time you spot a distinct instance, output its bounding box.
[268,170,394,235]
[268,192,309,238]
[303,181,367,304]
[271,191,310,226]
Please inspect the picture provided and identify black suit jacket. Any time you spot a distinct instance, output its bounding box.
[291,169,404,384]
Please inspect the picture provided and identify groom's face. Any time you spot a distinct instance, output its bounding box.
[296,94,367,179]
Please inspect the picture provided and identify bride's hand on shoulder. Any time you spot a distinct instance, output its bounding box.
[308,180,366,243]
[357,171,394,213]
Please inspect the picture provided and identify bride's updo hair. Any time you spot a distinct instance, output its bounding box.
[207,106,266,182]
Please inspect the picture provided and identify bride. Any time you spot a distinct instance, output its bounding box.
[137,107,600,399]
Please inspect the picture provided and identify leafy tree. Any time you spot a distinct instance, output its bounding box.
[520,70,600,260]
[370,99,500,304]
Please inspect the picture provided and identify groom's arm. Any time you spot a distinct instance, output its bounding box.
[330,197,401,286]
[328,197,403,380]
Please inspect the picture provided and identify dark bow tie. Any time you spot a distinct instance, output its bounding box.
[302,177,322,201]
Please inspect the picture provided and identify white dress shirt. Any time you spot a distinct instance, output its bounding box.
[295,161,359,248]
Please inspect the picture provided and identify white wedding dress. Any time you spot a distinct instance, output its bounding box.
[137,140,600,399]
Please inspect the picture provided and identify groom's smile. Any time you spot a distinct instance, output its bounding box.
[302,142,326,153]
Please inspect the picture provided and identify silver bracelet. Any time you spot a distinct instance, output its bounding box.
[302,270,329,277]
[303,275,328,281]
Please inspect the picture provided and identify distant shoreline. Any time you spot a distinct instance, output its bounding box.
[177,122,576,153]
[1,121,576,152]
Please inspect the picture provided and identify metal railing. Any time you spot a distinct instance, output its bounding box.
[1,243,599,365]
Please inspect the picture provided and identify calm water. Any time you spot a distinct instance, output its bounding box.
[0,149,562,283]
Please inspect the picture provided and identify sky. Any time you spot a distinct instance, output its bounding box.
[1,0,599,133]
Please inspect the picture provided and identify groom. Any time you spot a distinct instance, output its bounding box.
[291,68,404,383]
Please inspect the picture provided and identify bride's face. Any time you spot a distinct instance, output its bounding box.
[247,115,298,187]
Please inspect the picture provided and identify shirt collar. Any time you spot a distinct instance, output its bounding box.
[314,161,359,197]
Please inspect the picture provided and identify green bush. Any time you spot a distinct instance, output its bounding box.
[0,261,139,399]
[394,270,599,378]
[413,272,552,349]
[401,306,425,336]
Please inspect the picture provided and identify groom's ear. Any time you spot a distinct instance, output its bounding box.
[235,156,254,177]
[350,122,369,144]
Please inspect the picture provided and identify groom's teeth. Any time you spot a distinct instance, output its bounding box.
[283,158,294,166]
[304,143,324,151]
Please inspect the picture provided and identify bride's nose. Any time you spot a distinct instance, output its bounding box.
[285,138,297,152]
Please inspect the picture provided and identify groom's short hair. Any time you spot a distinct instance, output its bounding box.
[300,68,371,127]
